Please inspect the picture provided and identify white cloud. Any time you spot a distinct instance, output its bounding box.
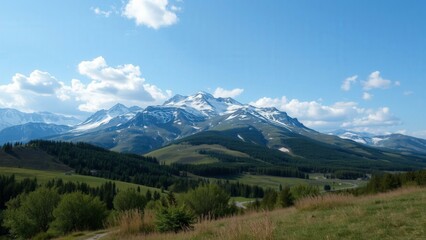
[0,57,171,115]
[11,70,63,95]
[395,81,401,86]
[213,87,244,98]
[403,90,414,96]
[92,7,112,17]
[362,92,373,100]
[250,96,400,130]
[341,75,357,91]
[123,0,178,29]
[342,107,400,128]
[74,56,171,111]
[362,71,392,90]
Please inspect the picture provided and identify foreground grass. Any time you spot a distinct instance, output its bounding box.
[107,187,426,240]
[0,167,160,193]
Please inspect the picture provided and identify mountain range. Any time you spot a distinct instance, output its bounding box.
[329,129,426,154]
[0,92,425,170]
[0,108,80,131]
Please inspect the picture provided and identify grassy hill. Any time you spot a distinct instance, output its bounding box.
[0,147,71,171]
[0,167,160,193]
[111,187,426,240]
[148,128,426,176]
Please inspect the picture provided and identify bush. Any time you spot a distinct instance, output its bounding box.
[278,186,294,207]
[155,205,195,233]
[291,185,320,200]
[2,188,60,239]
[324,184,331,191]
[113,189,147,212]
[182,184,235,219]
[51,192,107,234]
[261,189,278,210]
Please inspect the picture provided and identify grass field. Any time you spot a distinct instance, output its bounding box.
[147,144,251,165]
[219,173,366,192]
[0,167,161,193]
[109,187,426,240]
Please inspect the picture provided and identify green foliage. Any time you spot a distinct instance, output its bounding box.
[51,192,107,234]
[261,189,278,210]
[183,184,235,219]
[2,188,60,239]
[291,184,320,200]
[324,184,331,191]
[0,174,37,210]
[278,186,294,208]
[155,205,195,233]
[113,189,147,212]
[350,170,426,195]
[27,140,178,189]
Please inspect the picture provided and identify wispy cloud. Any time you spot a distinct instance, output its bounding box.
[92,7,113,17]
[362,92,373,100]
[341,75,358,91]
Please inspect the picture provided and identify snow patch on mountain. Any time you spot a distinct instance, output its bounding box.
[279,147,290,153]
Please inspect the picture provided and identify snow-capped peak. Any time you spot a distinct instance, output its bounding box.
[163,92,244,116]
[108,103,131,116]
[74,103,140,132]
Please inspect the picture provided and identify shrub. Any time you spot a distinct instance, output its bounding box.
[261,189,278,210]
[278,186,294,208]
[155,205,195,233]
[182,184,235,219]
[2,188,60,239]
[113,189,147,212]
[51,192,107,234]
[291,184,320,200]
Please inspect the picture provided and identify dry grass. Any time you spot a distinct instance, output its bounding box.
[215,212,275,240]
[295,193,356,210]
[108,209,156,237]
[104,187,426,240]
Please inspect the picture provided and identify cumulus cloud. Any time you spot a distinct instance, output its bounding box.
[362,71,392,90]
[341,75,357,91]
[362,92,373,100]
[123,0,178,29]
[342,107,400,128]
[250,96,400,130]
[73,56,171,111]
[0,57,172,115]
[11,70,62,95]
[213,87,244,98]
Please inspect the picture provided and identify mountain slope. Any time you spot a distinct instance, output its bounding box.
[73,103,142,132]
[53,92,315,154]
[148,127,426,178]
[331,130,426,154]
[0,108,80,130]
[0,123,72,144]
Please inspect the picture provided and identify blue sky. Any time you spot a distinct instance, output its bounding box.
[0,0,425,137]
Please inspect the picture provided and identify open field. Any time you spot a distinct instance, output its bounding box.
[219,173,366,191]
[108,187,426,240]
[0,167,161,193]
[147,144,252,165]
